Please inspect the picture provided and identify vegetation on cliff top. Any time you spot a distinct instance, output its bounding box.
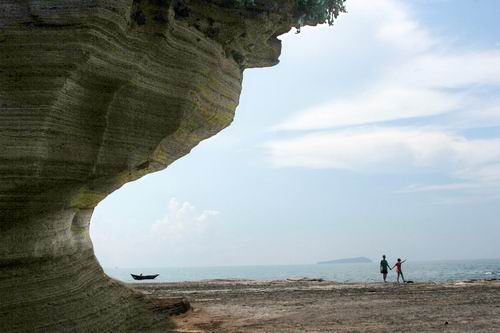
[235,0,347,26]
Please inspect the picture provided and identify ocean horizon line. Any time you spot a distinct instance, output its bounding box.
[104,257,500,270]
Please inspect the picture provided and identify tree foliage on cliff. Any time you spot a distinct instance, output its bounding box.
[235,0,347,26]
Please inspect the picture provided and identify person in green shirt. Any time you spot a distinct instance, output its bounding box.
[380,255,391,282]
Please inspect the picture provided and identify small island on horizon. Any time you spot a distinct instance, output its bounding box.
[317,257,373,264]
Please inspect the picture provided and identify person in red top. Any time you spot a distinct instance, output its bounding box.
[392,258,407,283]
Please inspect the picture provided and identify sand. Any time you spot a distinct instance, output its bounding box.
[132,279,500,332]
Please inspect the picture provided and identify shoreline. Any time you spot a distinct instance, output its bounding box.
[132,279,500,332]
[129,276,500,285]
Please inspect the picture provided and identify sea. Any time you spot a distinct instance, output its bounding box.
[104,258,500,284]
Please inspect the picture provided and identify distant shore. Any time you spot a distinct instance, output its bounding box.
[132,279,500,332]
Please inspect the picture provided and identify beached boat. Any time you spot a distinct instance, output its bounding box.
[131,273,159,280]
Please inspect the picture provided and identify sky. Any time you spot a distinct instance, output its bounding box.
[91,0,500,268]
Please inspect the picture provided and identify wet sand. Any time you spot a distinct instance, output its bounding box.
[132,279,500,332]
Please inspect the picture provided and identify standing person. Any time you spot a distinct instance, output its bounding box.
[380,255,391,282]
[392,258,407,283]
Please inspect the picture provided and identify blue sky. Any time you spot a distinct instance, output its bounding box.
[91,0,500,268]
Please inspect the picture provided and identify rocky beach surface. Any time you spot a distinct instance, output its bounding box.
[132,279,500,332]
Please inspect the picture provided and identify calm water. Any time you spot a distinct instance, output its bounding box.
[104,259,500,283]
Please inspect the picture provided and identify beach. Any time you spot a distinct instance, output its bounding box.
[132,279,500,332]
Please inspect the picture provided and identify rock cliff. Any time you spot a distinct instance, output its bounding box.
[0,0,340,331]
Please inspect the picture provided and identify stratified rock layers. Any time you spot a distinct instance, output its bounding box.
[0,0,295,331]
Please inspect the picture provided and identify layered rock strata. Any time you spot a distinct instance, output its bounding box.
[0,0,317,331]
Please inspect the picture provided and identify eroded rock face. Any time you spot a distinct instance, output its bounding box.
[0,0,300,331]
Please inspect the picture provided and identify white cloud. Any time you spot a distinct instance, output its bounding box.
[267,126,500,173]
[394,51,500,89]
[370,0,436,53]
[451,100,500,128]
[456,163,500,183]
[275,49,500,131]
[429,194,500,206]
[398,183,486,194]
[276,87,462,130]
[92,198,220,267]
[151,198,219,240]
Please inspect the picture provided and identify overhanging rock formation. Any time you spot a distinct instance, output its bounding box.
[0,0,338,331]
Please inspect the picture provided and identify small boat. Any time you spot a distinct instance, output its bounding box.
[131,273,159,280]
